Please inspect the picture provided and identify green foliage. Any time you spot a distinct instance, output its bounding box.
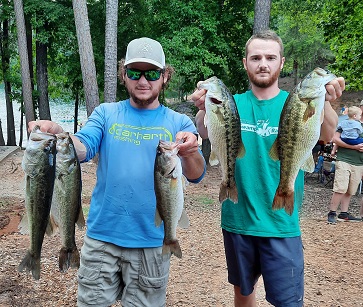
[147,0,253,96]
[5,0,362,111]
[321,0,363,90]
[271,0,334,76]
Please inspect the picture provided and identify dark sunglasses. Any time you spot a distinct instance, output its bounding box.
[126,68,163,81]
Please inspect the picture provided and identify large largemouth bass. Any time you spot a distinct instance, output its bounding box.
[270,67,336,215]
[49,132,85,272]
[154,140,189,258]
[198,76,245,204]
[18,126,57,280]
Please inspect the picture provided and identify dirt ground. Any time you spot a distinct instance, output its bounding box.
[0,147,362,307]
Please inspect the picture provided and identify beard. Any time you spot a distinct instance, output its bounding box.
[126,84,161,107]
[247,67,281,88]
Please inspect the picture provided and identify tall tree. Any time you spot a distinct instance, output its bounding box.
[72,0,99,116]
[253,0,271,33]
[0,12,16,145]
[13,0,35,127]
[104,0,119,103]
[36,25,51,120]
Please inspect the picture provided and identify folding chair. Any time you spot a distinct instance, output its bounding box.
[322,161,335,188]
[305,155,324,182]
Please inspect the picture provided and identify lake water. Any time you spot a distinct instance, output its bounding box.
[0,89,88,147]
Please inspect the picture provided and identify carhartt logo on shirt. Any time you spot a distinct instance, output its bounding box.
[108,123,173,145]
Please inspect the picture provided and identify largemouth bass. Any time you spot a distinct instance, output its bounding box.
[270,67,336,215]
[49,132,85,272]
[198,76,245,203]
[18,126,57,280]
[154,140,189,258]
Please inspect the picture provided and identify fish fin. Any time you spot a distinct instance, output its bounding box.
[238,143,246,159]
[59,246,80,273]
[181,175,189,190]
[219,182,238,204]
[18,212,29,234]
[209,150,219,166]
[163,239,182,258]
[301,156,316,173]
[178,209,190,229]
[154,208,163,227]
[76,206,86,229]
[272,188,294,215]
[302,102,315,122]
[18,251,41,280]
[269,140,279,161]
[46,213,58,236]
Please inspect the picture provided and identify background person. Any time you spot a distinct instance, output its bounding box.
[327,130,363,223]
[28,37,206,307]
[192,29,344,307]
[331,105,363,155]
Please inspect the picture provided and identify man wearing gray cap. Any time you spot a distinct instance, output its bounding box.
[27,37,206,306]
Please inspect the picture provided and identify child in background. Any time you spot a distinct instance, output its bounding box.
[331,106,363,155]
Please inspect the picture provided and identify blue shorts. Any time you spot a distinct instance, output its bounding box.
[223,229,304,307]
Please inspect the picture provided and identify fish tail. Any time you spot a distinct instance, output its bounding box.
[59,246,80,272]
[219,182,238,204]
[18,251,41,280]
[162,239,182,259]
[272,188,294,215]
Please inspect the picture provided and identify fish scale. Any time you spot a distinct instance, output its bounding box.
[198,76,245,204]
[18,126,57,280]
[49,132,85,272]
[270,67,336,215]
[154,140,189,258]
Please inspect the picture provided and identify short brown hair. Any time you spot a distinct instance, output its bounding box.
[245,29,284,58]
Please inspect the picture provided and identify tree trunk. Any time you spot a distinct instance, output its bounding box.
[25,14,34,96]
[72,0,100,117]
[36,37,51,120]
[104,0,119,103]
[13,0,35,128]
[253,0,271,34]
[74,91,79,134]
[0,120,4,146]
[293,59,298,85]
[1,18,16,146]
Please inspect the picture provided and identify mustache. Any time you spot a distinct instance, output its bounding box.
[257,68,270,73]
[135,85,152,90]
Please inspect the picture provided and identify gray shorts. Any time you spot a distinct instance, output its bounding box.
[77,235,171,307]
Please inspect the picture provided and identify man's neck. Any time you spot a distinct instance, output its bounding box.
[251,82,280,100]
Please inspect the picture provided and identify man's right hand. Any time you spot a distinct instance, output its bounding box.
[191,85,207,111]
[28,120,64,134]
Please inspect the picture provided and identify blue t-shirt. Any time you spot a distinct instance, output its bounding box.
[221,90,304,238]
[75,99,204,248]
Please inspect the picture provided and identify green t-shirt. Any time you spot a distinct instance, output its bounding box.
[336,125,363,165]
[221,90,304,238]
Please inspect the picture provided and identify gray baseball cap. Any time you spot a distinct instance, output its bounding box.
[124,37,165,69]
